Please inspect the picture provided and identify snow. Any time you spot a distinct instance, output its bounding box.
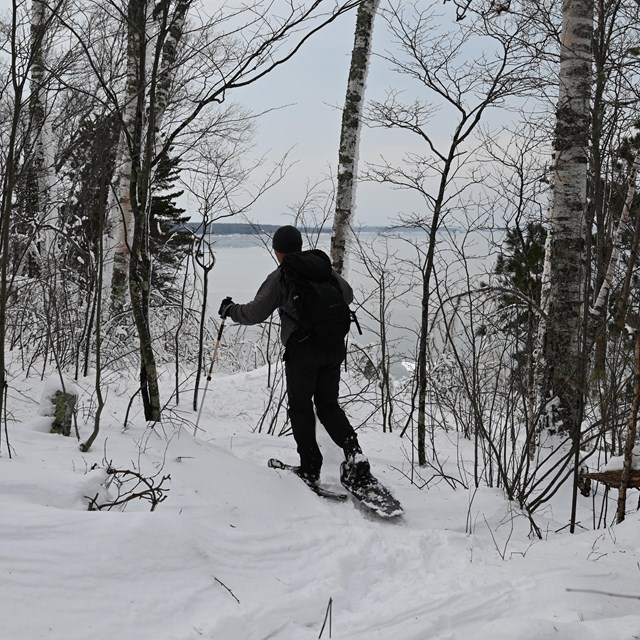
[603,444,640,472]
[39,373,78,415]
[2,364,640,640]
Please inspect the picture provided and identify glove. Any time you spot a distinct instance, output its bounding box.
[218,296,234,319]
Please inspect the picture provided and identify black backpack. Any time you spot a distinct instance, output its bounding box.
[280,250,353,345]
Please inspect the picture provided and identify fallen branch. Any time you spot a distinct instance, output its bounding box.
[215,577,240,604]
[566,588,640,601]
[318,597,333,639]
[86,466,170,511]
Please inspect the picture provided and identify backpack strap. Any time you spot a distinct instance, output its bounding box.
[279,268,307,343]
[343,311,363,372]
[350,310,363,336]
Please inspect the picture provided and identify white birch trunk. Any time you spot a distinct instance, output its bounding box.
[591,150,640,318]
[105,0,148,314]
[538,0,594,435]
[106,129,135,312]
[330,0,380,276]
[153,0,190,136]
[30,0,58,258]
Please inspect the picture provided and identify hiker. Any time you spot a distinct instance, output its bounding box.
[217,225,370,486]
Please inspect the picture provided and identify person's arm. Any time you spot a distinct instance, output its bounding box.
[228,268,284,325]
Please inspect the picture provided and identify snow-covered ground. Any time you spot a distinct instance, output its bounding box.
[2,364,640,640]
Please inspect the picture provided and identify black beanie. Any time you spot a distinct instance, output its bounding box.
[272,225,302,253]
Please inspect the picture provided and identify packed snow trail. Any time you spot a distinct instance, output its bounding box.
[2,369,640,639]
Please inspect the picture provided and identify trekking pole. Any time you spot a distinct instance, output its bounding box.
[194,301,230,436]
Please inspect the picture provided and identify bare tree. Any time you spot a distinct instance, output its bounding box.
[536,0,592,413]
[0,0,61,452]
[365,3,541,465]
[107,0,192,314]
[616,324,640,523]
[350,232,417,433]
[591,149,640,319]
[105,0,148,315]
[79,121,111,453]
[52,0,363,421]
[184,124,289,415]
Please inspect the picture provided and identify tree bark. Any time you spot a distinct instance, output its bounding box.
[30,0,58,257]
[81,116,111,451]
[330,0,380,276]
[127,0,163,422]
[616,327,640,524]
[107,0,147,314]
[153,0,191,133]
[538,0,593,438]
[591,151,640,319]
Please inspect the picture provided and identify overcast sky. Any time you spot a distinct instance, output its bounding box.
[230,6,420,227]
[0,0,434,227]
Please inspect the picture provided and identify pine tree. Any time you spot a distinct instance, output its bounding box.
[494,222,546,390]
[149,152,191,294]
[59,113,119,285]
[495,222,546,331]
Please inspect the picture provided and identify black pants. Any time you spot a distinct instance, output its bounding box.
[284,340,361,475]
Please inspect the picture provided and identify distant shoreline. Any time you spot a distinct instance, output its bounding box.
[183,222,497,235]
[184,222,391,235]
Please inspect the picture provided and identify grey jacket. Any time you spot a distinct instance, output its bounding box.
[228,250,353,346]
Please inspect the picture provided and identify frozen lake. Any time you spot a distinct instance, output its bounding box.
[204,228,500,371]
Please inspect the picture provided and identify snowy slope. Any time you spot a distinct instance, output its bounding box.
[2,366,640,640]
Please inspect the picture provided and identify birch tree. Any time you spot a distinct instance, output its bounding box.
[536,0,594,439]
[75,0,362,421]
[585,0,640,388]
[533,0,594,533]
[105,0,148,315]
[330,0,380,276]
[107,0,192,314]
[29,0,58,260]
[13,0,66,276]
[591,149,640,320]
[0,0,53,450]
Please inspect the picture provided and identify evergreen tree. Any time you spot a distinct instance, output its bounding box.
[495,221,546,329]
[59,112,119,285]
[494,221,546,379]
[149,151,191,294]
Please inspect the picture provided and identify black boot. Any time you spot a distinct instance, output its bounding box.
[340,454,373,491]
[295,466,320,485]
[342,435,362,460]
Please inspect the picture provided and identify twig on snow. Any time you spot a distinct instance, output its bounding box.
[215,577,240,604]
[566,588,640,601]
[318,597,333,639]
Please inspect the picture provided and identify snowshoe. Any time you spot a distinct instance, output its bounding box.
[340,457,404,519]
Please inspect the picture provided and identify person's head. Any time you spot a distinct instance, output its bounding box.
[272,225,302,263]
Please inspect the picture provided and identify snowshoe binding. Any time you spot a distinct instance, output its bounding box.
[268,458,348,502]
[340,456,404,519]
